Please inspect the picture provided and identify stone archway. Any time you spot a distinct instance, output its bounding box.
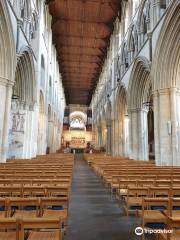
[114,85,129,157]
[8,49,36,159]
[0,1,16,161]
[151,1,180,166]
[128,56,151,160]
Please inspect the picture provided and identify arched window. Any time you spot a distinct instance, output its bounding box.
[40,55,45,89]
[160,0,166,9]
[20,0,25,18]
[123,42,129,69]
[128,24,138,62]
[20,0,31,30]
[30,12,38,39]
[39,91,45,114]
[138,0,151,47]
[12,63,22,100]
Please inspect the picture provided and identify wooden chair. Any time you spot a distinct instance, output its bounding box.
[22,187,46,197]
[149,187,170,198]
[0,198,7,217]
[46,186,69,198]
[8,197,40,219]
[141,198,170,240]
[124,187,149,216]
[40,197,68,225]
[169,197,180,219]
[117,180,137,200]
[171,187,180,198]
[0,218,19,240]
[158,216,180,240]
[0,186,22,197]
[19,217,62,240]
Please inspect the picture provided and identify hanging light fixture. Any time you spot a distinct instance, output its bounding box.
[12,94,20,100]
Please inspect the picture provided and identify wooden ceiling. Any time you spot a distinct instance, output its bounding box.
[47,0,121,105]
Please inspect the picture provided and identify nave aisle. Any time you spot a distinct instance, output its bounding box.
[65,155,139,240]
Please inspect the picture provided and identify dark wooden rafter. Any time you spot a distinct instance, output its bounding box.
[47,0,121,105]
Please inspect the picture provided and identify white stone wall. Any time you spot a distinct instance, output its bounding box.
[0,0,65,161]
[91,0,180,166]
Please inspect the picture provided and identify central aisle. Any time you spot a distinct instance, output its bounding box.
[65,154,139,240]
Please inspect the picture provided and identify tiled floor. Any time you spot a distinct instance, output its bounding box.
[65,154,144,240]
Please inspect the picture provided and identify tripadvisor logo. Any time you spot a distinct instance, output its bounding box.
[135,227,173,235]
[135,227,143,236]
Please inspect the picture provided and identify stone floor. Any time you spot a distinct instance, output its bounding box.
[64,154,148,240]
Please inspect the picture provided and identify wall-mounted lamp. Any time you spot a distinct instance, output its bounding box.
[143,101,153,110]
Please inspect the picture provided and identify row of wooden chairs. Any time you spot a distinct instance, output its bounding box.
[124,187,180,216]
[0,178,71,187]
[115,181,180,200]
[0,217,62,240]
[0,186,70,198]
[0,197,68,222]
[84,154,180,240]
[0,153,74,239]
[140,198,180,240]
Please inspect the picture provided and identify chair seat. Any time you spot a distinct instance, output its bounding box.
[111,184,119,189]
[125,197,143,205]
[43,209,67,221]
[119,189,127,195]
[13,210,37,218]
[171,211,180,218]
[0,232,16,240]
[144,210,167,222]
[28,230,61,240]
[159,230,180,240]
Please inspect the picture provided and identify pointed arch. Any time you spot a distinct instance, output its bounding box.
[152,0,180,90]
[0,1,16,80]
[128,56,151,110]
[13,47,36,106]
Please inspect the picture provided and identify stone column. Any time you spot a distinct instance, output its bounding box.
[32,103,38,158]
[22,103,29,159]
[0,81,13,162]
[170,88,179,165]
[153,90,160,165]
[137,108,149,160]
[159,89,172,165]
[111,119,118,156]
[124,115,130,157]
[29,103,36,159]
[128,110,133,159]
[97,125,102,148]
[129,109,138,159]
[118,119,123,156]
[114,119,120,156]
[106,120,111,155]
